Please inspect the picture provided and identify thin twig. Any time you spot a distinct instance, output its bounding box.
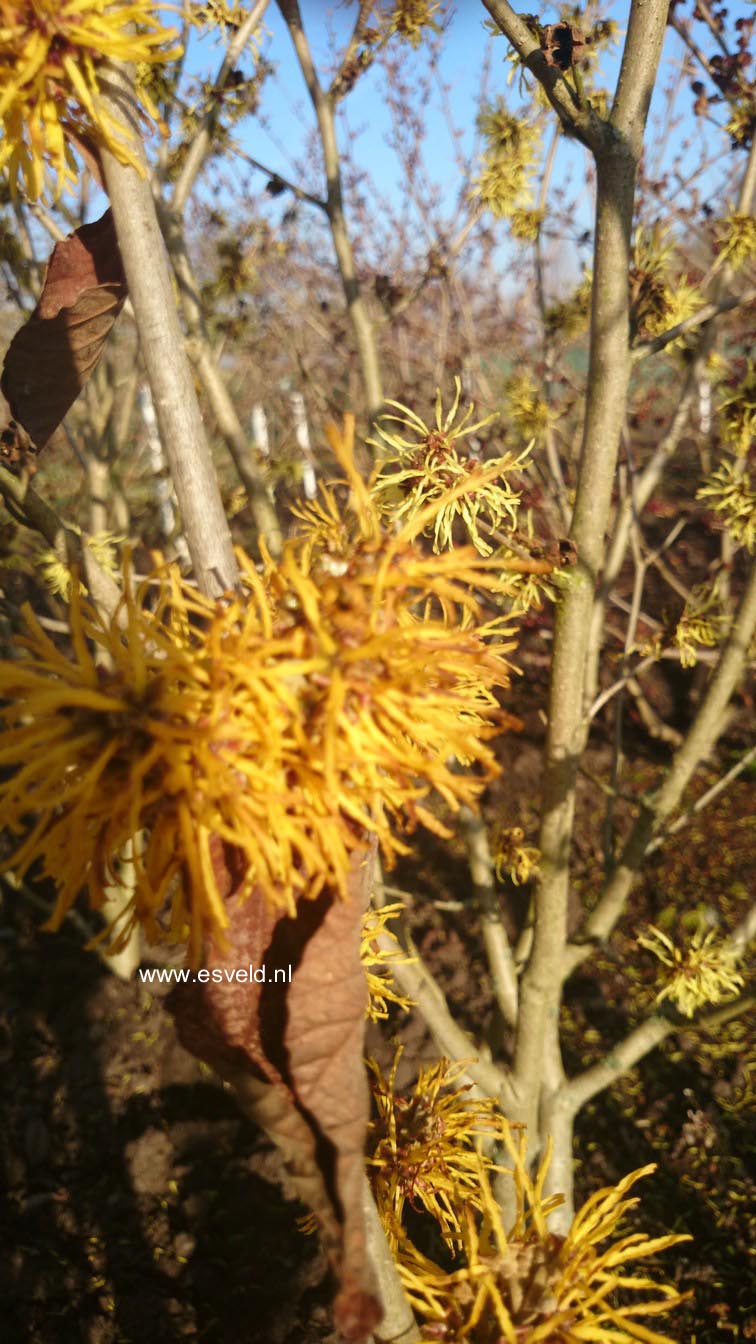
[645,744,756,854]
[459,806,519,1028]
[566,558,756,973]
[371,863,516,1108]
[632,289,756,363]
[171,0,271,215]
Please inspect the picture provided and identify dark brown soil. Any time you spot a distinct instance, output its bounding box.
[0,906,339,1344]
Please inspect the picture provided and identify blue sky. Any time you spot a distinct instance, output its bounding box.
[180,1,752,284]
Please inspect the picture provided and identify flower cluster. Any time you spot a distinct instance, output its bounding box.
[508,206,545,242]
[725,95,756,151]
[629,228,701,344]
[717,360,756,456]
[361,902,415,1021]
[697,458,756,552]
[190,0,249,38]
[369,378,529,557]
[544,273,593,342]
[713,213,756,269]
[0,0,179,198]
[504,371,552,445]
[396,1122,690,1343]
[492,825,540,885]
[35,527,123,598]
[638,923,745,1018]
[367,1050,512,1252]
[475,101,541,228]
[0,418,521,959]
[378,0,443,47]
[674,581,725,668]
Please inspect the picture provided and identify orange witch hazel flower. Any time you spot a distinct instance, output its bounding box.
[0,416,524,959]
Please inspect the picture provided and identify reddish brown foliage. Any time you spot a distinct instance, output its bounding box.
[1,210,125,450]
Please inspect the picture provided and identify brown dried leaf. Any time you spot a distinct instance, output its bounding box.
[0,418,38,477]
[1,209,125,450]
[541,22,586,71]
[169,841,381,1342]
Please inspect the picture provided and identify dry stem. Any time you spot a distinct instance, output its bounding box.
[97,63,238,597]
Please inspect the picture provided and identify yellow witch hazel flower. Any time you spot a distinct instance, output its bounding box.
[697,458,756,552]
[638,923,745,1019]
[713,213,756,270]
[674,580,725,668]
[35,527,124,598]
[0,0,181,199]
[717,360,756,457]
[397,1123,691,1343]
[544,273,592,342]
[367,1048,512,1252]
[475,100,541,226]
[630,226,701,343]
[361,902,415,1021]
[504,370,553,446]
[0,416,522,960]
[370,377,530,555]
[492,825,540,885]
[379,0,443,47]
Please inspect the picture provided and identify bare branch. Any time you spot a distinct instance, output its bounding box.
[328,0,374,101]
[160,210,283,555]
[584,117,756,718]
[277,0,384,419]
[514,0,670,1134]
[362,1177,421,1344]
[479,0,602,150]
[669,12,719,83]
[372,864,516,1107]
[567,558,756,972]
[171,0,270,216]
[645,744,756,855]
[558,988,755,1120]
[694,0,732,58]
[632,288,756,363]
[229,144,328,212]
[97,62,238,597]
[459,806,519,1029]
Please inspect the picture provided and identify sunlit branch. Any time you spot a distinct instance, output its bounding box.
[514,0,670,1145]
[459,806,519,1029]
[372,864,516,1109]
[328,0,375,101]
[276,0,384,420]
[632,288,756,362]
[566,558,756,974]
[171,0,270,216]
[229,144,327,211]
[98,61,238,597]
[479,0,601,150]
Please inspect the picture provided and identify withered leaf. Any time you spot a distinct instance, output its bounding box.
[169,840,382,1342]
[1,209,126,451]
[0,419,38,477]
[541,22,586,71]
